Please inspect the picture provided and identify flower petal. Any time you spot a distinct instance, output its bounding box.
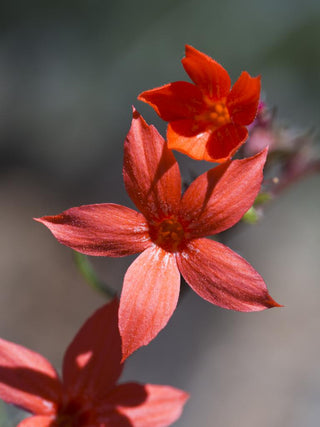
[35,203,151,257]
[119,246,180,360]
[91,411,132,426]
[167,121,247,163]
[123,109,181,221]
[227,71,261,125]
[182,45,231,99]
[96,383,189,427]
[18,415,55,427]
[206,123,248,162]
[179,149,268,237]
[63,299,123,402]
[0,338,61,415]
[177,238,281,312]
[167,120,214,162]
[138,81,204,121]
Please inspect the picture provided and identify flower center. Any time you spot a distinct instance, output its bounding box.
[56,414,76,427]
[150,217,186,252]
[56,400,90,427]
[196,99,230,130]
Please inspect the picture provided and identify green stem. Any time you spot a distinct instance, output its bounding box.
[73,252,116,300]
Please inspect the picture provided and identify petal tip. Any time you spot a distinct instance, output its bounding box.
[265,295,284,309]
[120,345,135,363]
[257,146,269,163]
[180,390,191,404]
[120,330,142,363]
[33,216,52,226]
[184,44,193,53]
[256,293,283,311]
[120,332,148,362]
[184,44,200,58]
[245,146,269,164]
[137,91,147,102]
[131,105,140,118]
[34,214,64,226]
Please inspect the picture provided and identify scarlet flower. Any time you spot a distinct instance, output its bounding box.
[138,45,261,162]
[36,110,280,360]
[0,299,188,426]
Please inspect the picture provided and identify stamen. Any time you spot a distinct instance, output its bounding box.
[149,217,186,252]
[196,99,231,130]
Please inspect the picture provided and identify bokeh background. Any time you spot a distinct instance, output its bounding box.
[0,1,319,426]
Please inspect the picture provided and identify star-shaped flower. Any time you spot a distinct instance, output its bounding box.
[138,45,261,162]
[0,299,188,426]
[36,110,280,360]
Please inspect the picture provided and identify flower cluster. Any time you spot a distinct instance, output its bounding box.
[1,45,284,426]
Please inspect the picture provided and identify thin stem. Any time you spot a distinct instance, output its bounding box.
[73,252,116,301]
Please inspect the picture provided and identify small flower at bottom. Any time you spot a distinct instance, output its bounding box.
[0,299,188,427]
[36,109,281,361]
[138,45,261,162]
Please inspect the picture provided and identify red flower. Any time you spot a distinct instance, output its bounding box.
[0,299,188,426]
[138,45,261,162]
[36,110,280,360]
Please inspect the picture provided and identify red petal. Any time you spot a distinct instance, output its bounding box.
[124,109,181,222]
[180,149,268,237]
[182,45,231,99]
[138,81,204,121]
[227,72,261,125]
[18,415,55,427]
[167,120,214,162]
[167,121,247,163]
[0,338,61,415]
[119,246,180,360]
[206,123,248,162]
[90,411,132,426]
[63,299,123,402]
[96,383,189,427]
[177,238,281,312]
[35,203,151,257]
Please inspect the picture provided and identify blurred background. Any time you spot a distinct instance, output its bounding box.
[0,0,319,425]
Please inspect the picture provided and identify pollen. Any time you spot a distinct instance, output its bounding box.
[149,217,186,252]
[196,98,231,130]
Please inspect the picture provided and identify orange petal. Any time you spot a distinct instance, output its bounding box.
[177,238,281,311]
[168,120,247,163]
[180,149,268,237]
[63,299,123,402]
[96,383,189,427]
[35,203,151,257]
[119,246,180,361]
[182,45,231,99]
[227,71,261,125]
[206,123,248,162]
[167,120,214,162]
[138,81,203,121]
[0,338,61,415]
[124,109,182,221]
